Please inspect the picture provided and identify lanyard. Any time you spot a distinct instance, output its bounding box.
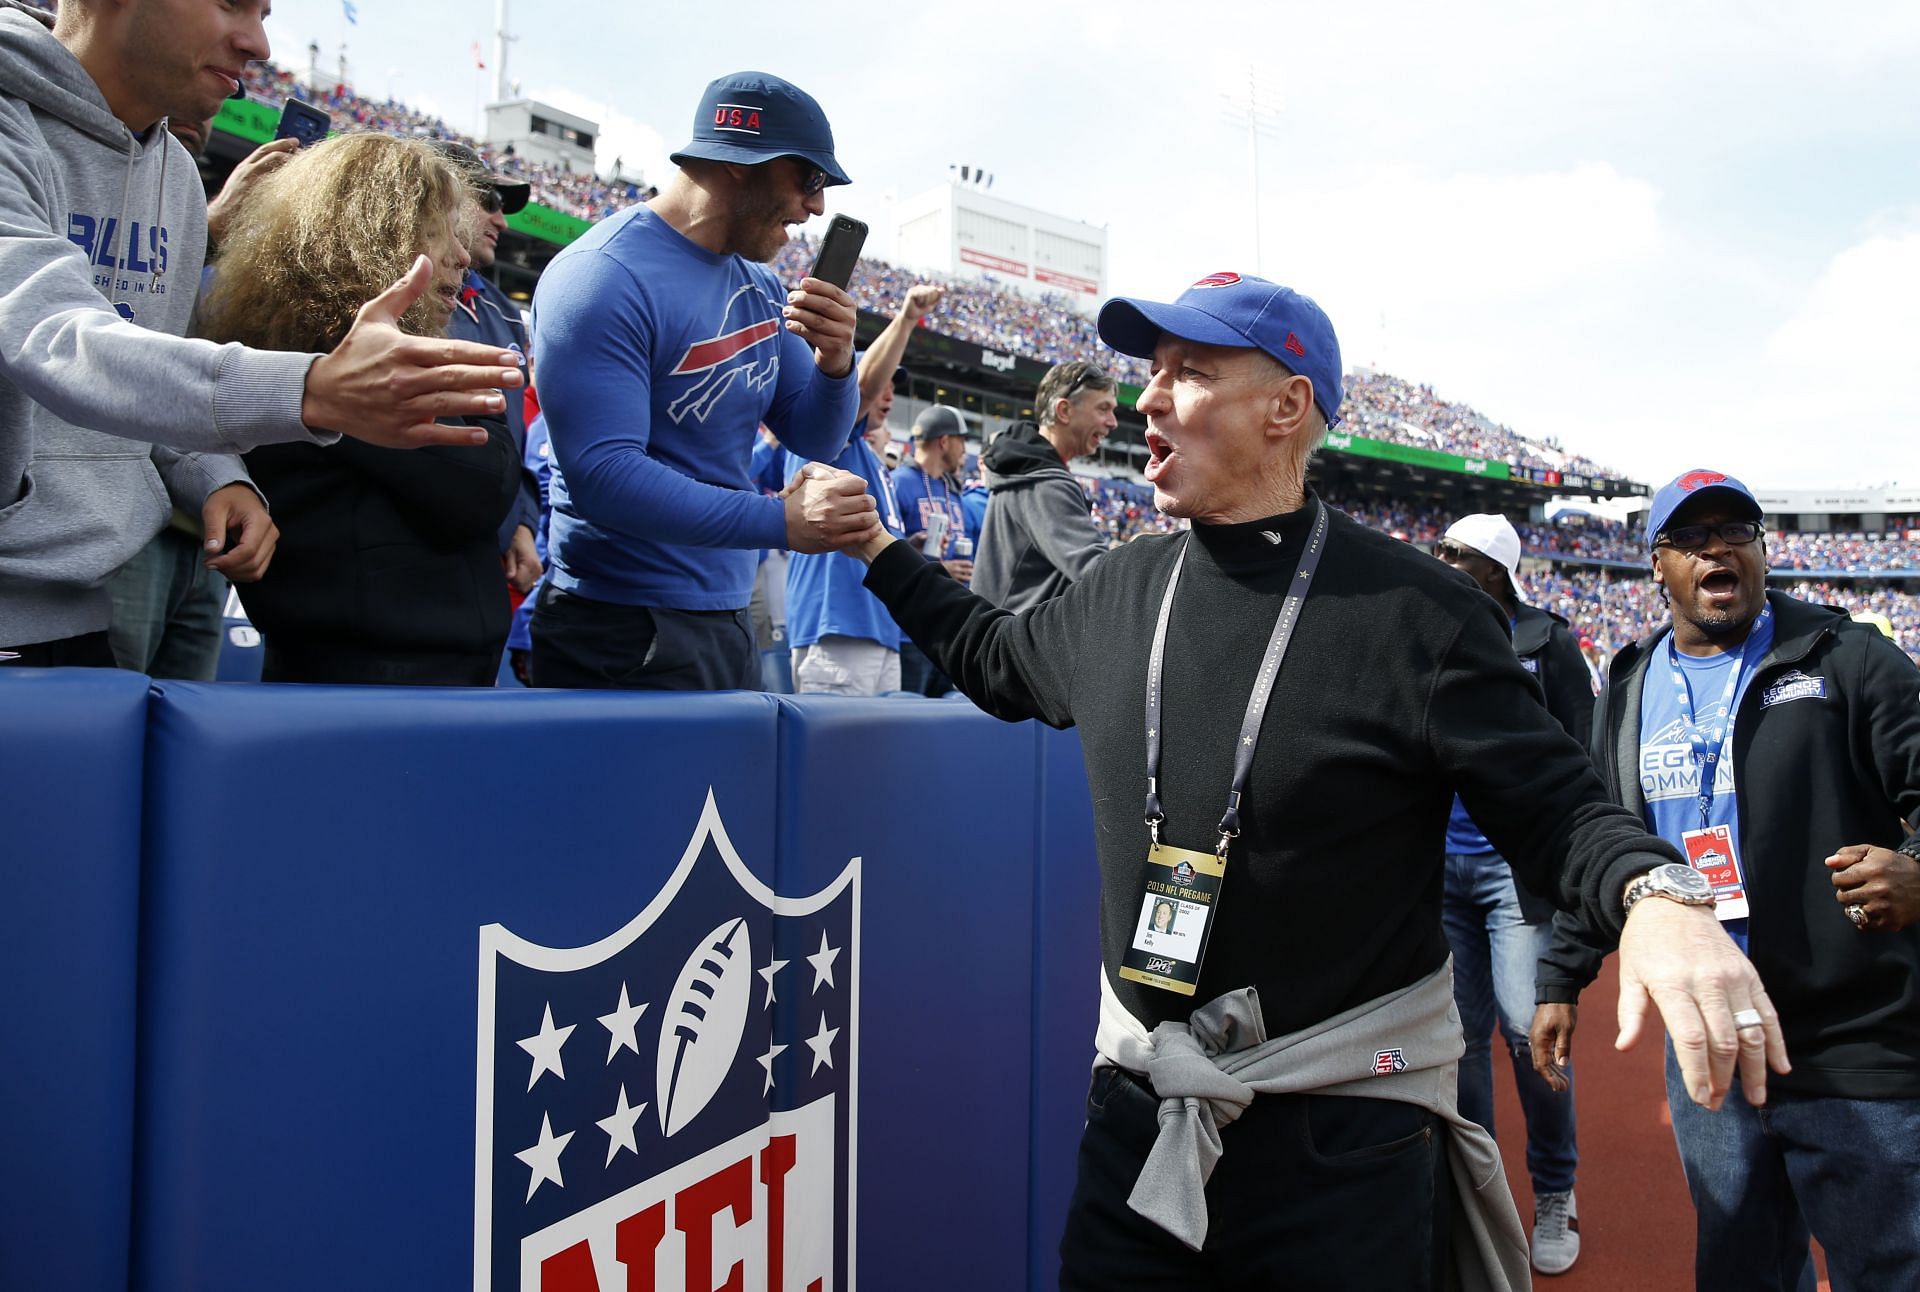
[1143,500,1331,858]
[1666,602,1771,828]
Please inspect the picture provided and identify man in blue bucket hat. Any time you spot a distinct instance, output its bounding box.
[818,271,1789,1285]
[528,72,878,690]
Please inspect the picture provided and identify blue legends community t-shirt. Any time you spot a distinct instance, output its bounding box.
[1636,613,1775,952]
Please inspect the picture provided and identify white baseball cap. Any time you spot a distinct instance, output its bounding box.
[1442,513,1527,602]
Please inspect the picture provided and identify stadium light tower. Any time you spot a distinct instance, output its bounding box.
[1221,67,1284,276]
[492,0,518,105]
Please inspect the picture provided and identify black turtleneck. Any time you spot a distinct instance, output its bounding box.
[866,495,1677,1033]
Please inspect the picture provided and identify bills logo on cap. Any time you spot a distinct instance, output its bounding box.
[712,103,764,135]
[1190,272,1242,289]
[475,791,860,1292]
[1678,470,1729,493]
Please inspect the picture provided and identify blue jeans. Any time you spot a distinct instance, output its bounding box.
[105,526,228,680]
[1441,850,1578,1194]
[1665,1044,1920,1291]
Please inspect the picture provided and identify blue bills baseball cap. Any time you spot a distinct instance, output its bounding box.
[1096,272,1344,427]
[1645,468,1763,549]
[670,71,850,186]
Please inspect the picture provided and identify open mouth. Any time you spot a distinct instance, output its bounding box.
[1144,430,1175,482]
[1699,568,1739,603]
[436,283,461,310]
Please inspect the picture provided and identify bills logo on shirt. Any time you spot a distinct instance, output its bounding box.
[475,790,860,1291]
[1372,1048,1408,1075]
[667,284,783,425]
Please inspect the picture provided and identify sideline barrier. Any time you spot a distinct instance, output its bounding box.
[0,670,149,1292]
[124,683,1097,1291]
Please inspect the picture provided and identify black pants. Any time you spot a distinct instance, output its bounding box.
[260,639,500,686]
[0,631,117,668]
[1059,1067,1453,1291]
[529,584,757,691]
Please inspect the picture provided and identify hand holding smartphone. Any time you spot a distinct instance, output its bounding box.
[273,99,332,149]
[808,215,868,290]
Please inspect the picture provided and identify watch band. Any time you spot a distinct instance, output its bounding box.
[1622,864,1716,919]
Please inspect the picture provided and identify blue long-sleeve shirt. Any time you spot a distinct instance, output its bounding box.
[531,205,858,610]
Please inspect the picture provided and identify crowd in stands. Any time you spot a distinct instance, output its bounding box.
[767,236,1638,483]
[237,61,654,223]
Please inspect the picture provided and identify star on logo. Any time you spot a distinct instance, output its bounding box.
[597,983,649,1064]
[757,1041,788,1094]
[596,1084,647,1166]
[517,1002,575,1091]
[758,957,789,1008]
[807,929,842,995]
[515,1112,574,1201]
[1242,735,1255,746]
[805,1012,841,1075]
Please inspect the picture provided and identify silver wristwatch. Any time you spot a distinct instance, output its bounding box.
[1622,862,1715,917]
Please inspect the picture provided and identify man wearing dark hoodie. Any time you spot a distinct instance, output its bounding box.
[974,360,1118,612]
[0,0,525,665]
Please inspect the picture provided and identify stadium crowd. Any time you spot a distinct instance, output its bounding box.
[235,59,655,223]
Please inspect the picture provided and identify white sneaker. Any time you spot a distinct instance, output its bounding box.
[1531,1189,1580,1275]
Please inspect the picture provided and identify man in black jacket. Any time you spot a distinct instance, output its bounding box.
[1434,511,1591,1275]
[808,272,1787,1288]
[973,360,1117,611]
[1531,468,1920,1290]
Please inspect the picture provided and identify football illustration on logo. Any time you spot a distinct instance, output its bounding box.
[656,916,754,1137]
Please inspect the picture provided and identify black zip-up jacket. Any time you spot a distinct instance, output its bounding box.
[1537,591,1920,1098]
[237,415,518,680]
[866,496,1679,1036]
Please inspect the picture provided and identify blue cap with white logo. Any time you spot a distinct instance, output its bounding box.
[1096,272,1344,427]
[1645,468,1764,549]
[670,71,850,186]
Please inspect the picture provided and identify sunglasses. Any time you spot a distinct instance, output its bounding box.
[1063,365,1109,400]
[1656,521,1764,551]
[798,164,830,196]
[478,187,505,214]
[1432,541,1482,563]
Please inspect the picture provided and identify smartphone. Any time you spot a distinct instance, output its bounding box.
[809,215,868,290]
[273,99,332,149]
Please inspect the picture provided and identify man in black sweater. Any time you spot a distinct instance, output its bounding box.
[808,273,1786,1288]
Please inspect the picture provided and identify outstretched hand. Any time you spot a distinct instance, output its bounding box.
[301,255,525,449]
[1615,896,1788,1109]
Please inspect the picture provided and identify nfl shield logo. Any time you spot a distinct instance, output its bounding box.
[474,790,860,1290]
[1372,1048,1408,1076]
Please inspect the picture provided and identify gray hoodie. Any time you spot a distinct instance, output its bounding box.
[0,2,324,646]
[973,419,1108,613]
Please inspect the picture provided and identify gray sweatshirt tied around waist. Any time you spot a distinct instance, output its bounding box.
[1094,960,1532,1290]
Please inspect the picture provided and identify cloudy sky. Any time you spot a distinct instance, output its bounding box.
[261,0,1920,489]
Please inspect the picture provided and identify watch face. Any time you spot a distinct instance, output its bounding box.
[1654,862,1714,899]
